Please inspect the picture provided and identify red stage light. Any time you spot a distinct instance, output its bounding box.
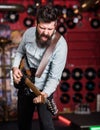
[58,115,71,126]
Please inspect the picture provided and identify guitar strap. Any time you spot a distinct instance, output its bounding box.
[35,31,61,78]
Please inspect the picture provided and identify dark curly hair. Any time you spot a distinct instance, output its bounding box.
[36,5,58,23]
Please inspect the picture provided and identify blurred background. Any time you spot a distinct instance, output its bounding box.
[0,0,100,129]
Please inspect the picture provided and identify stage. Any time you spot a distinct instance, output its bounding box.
[0,112,100,130]
[59,112,100,130]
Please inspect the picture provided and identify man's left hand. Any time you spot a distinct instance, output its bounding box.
[33,92,48,104]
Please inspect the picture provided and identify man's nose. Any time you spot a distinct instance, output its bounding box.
[43,29,49,35]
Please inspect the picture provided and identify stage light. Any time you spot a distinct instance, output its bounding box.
[58,115,71,126]
[34,0,41,7]
[73,17,79,23]
[90,126,100,130]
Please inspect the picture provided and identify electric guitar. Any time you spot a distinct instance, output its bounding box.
[13,59,58,116]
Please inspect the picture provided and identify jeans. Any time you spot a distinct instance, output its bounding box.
[17,89,55,130]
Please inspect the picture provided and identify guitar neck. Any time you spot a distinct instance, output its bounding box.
[25,77,41,96]
[24,77,45,103]
[19,59,45,101]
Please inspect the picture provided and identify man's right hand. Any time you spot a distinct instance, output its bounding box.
[12,67,23,84]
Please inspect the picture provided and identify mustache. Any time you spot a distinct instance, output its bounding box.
[40,34,50,39]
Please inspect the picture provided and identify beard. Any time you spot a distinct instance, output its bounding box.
[36,28,54,48]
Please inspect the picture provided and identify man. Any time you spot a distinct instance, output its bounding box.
[12,4,68,130]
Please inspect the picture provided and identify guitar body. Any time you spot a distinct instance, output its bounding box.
[14,77,26,89]
[13,58,32,89]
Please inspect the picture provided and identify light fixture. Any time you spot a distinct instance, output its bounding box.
[58,116,71,126]
[34,0,41,7]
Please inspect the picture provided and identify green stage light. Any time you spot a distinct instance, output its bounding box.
[90,126,100,130]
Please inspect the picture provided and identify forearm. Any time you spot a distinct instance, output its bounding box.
[42,78,59,97]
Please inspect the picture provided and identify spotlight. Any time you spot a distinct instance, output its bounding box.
[34,0,41,7]
[58,116,71,126]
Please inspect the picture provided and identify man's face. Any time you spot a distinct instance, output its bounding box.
[36,21,57,48]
